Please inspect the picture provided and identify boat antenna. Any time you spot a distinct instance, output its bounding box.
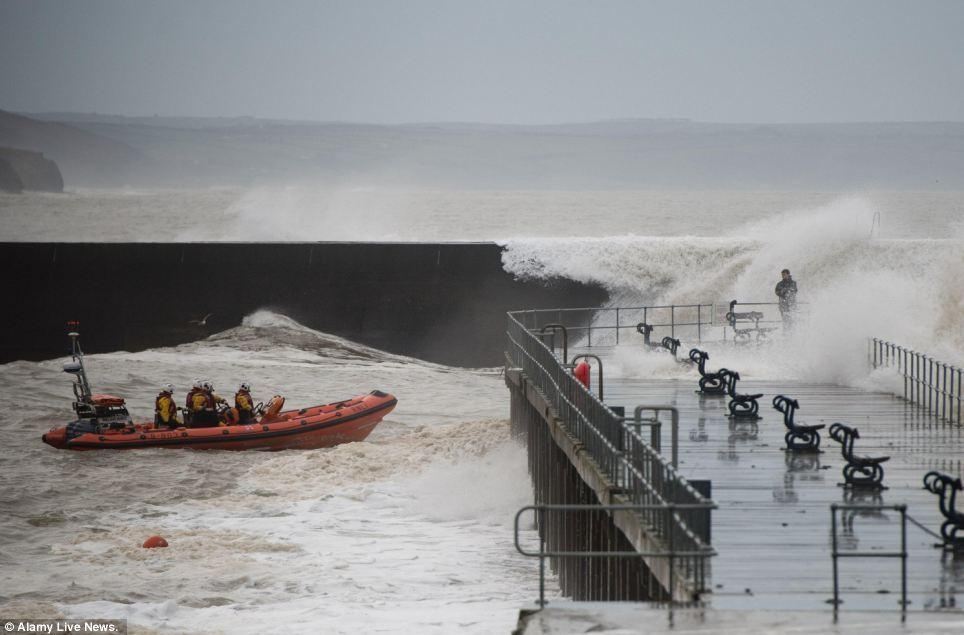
[65,321,92,401]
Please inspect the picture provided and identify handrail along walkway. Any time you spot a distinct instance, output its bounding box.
[506,309,716,600]
[830,503,909,621]
[870,338,962,424]
[515,503,716,608]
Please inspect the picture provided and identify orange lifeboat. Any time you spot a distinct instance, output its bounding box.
[43,390,396,451]
[41,328,397,451]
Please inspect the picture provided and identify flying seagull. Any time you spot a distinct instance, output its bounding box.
[189,313,214,326]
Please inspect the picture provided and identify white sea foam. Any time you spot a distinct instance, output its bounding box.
[503,196,964,384]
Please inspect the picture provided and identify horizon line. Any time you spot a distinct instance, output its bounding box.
[9,109,964,128]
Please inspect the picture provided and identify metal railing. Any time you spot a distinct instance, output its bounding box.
[624,406,679,469]
[506,310,716,597]
[830,503,908,621]
[515,503,716,607]
[512,301,811,348]
[512,304,716,347]
[870,338,962,424]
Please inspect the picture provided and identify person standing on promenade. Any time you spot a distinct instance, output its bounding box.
[775,268,798,328]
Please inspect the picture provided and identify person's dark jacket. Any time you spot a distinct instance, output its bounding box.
[775,277,798,312]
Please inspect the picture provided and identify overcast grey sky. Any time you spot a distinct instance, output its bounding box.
[1,0,962,124]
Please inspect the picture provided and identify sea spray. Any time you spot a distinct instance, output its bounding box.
[502,196,964,385]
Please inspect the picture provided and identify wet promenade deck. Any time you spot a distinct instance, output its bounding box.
[525,343,964,631]
[603,376,964,613]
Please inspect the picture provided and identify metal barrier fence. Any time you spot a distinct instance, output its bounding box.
[870,338,963,424]
[512,304,716,347]
[515,504,716,607]
[506,310,716,597]
[830,503,908,621]
[512,301,797,348]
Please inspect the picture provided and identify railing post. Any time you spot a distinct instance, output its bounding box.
[903,347,908,401]
[540,324,568,364]
[615,308,620,345]
[668,504,676,605]
[539,507,547,607]
[831,504,839,617]
[587,309,592,348]
[942,363,949,421]
[957,368,964,423]
[914,350,919,406]
[923,354,929,414]
[671,305,676,339]
[900,505,907,619]
[954,366,960,424]
[697,304,702,342]
[915,352,920,407]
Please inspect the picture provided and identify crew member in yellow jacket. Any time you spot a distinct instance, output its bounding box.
[235,382,256,424]
[154,383,182,429]
[190,380,226,427]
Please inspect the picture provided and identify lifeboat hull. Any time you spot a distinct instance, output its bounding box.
[43,391,396,451]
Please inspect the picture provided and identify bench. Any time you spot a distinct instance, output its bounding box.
[828,423,890,489]
[688,348,727,395]
[661,336,682,359]
[773,395,824,452]
[637,322,659,348]
[637,323,683,360]
[720,369,763,418]
[726,300,777,343]
[923,471,964,550]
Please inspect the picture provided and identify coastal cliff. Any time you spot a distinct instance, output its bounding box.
[0,146,64,192]
[0,110,141,187]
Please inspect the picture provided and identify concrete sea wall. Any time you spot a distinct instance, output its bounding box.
[1,242,607,367]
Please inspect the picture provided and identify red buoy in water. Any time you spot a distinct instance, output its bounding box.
[142,535,168,548]
[574,361,590,388]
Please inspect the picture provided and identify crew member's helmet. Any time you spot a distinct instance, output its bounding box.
[162,383,175,395]
[202,381,213,392]
[239,382,251,392]
[192,379,202,389]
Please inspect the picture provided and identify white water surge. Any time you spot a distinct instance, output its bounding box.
[0,313,543,633]
[502,197,963,387]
